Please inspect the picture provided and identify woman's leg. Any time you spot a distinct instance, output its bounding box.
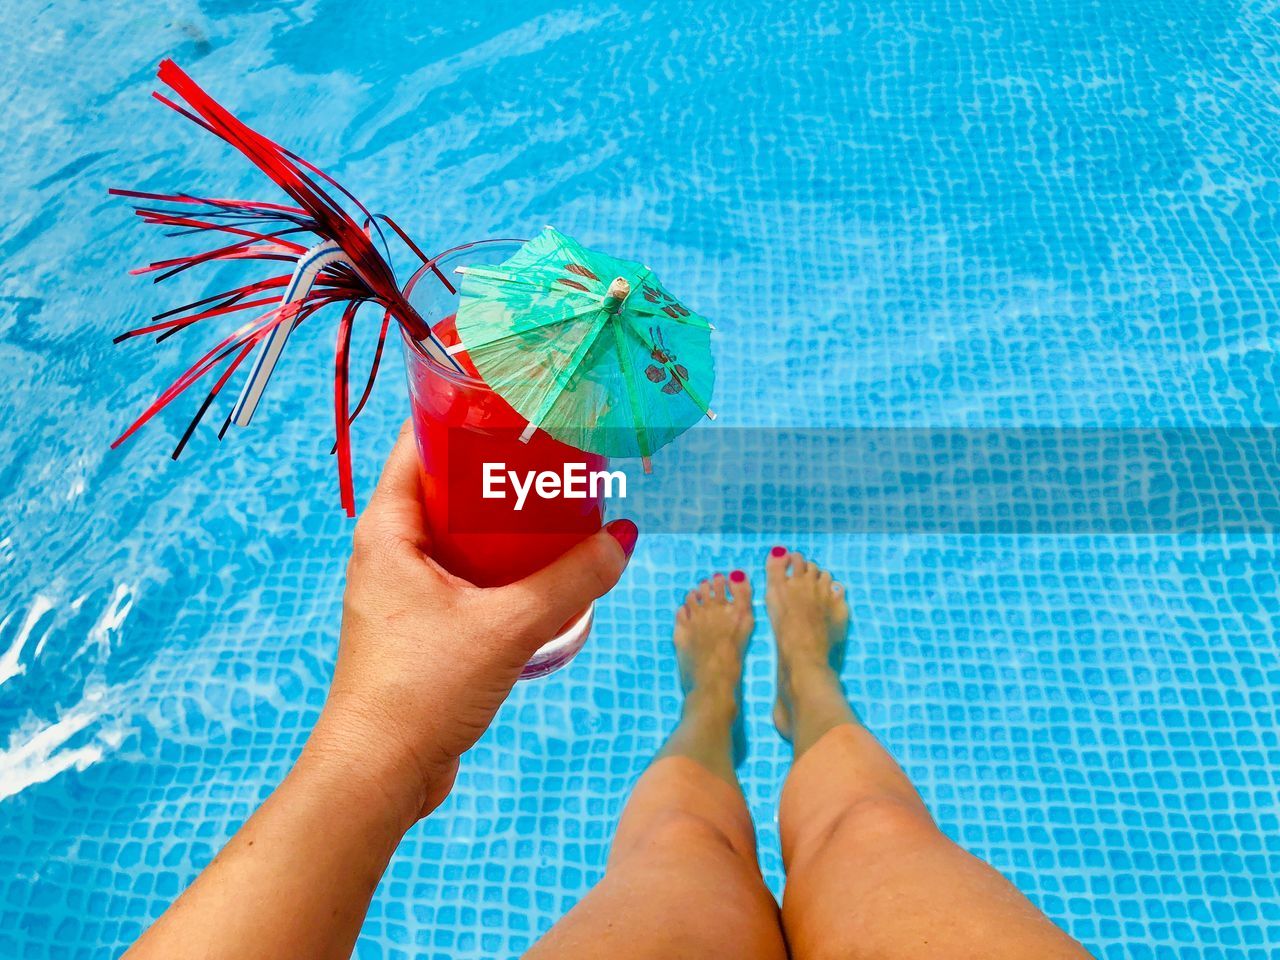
[526,571,787,960]
[768,549,1093,960]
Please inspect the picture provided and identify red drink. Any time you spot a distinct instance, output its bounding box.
[403,311,608,587]
[401,241,607,677]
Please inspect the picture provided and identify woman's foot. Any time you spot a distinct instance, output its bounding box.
[766,548,850,743]
[671,570,755,769]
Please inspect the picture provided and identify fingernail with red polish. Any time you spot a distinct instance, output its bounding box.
[605,519,639,559]
[770,545,787,558]
[730,570,746,583]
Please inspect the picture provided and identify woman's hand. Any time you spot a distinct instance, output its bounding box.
[306,421,638,821]
[124,424,635,960]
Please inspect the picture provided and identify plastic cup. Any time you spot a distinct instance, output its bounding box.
[401,240,608,679]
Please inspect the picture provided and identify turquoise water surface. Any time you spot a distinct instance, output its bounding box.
[2,2,1279,957]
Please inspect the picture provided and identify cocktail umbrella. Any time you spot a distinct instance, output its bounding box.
[452,227,715,467]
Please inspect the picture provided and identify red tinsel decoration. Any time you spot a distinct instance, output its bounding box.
[112,59,436,516]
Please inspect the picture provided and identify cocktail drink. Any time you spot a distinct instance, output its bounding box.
[402,241,607,677]
[110,66,715,684]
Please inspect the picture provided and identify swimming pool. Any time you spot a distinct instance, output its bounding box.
[2,1,1278,957]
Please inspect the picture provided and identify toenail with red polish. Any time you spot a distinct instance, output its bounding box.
[730,570,746,583]
[770,546,787,558]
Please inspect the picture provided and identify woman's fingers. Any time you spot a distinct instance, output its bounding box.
[496,519,638,648]
[354,420,431,554]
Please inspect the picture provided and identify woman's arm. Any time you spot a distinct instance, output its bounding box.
[123,422,637,959]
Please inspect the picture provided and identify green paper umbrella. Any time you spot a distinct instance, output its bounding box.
[452,226,716,465]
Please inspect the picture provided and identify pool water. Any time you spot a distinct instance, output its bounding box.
[2,2,1279,958]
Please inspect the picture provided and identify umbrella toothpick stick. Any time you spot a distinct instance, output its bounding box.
[602,276,631,312]
[517,277,633,444]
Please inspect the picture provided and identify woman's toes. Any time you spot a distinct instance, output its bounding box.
[686,589,700,608]
[787,551,808,577]
[728,569,751,603]
[710,573,727,602]
[697,579,713,603]
[767,545,788,577]
[818,569,833,587]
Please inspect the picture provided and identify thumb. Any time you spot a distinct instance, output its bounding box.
[497,519,638,645]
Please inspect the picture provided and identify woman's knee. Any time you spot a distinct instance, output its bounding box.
[844,794,936,841]
[613,806,758,869]
[793,793,939,868]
